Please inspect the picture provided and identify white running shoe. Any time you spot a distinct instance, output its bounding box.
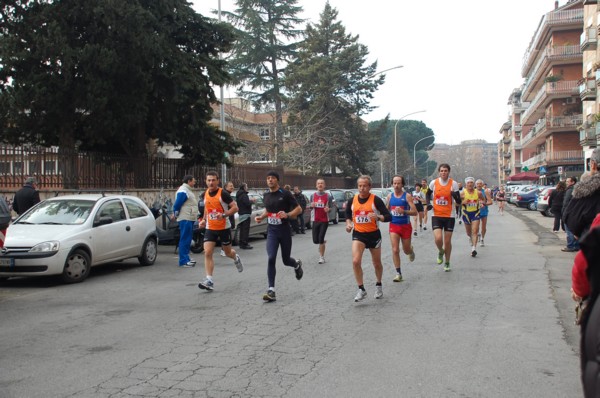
[220,249,226,257]
[234,254,243,272]
[354,289,367,302]
[318,256,325,264]
[374,285,383,299]
[409,247,415,262]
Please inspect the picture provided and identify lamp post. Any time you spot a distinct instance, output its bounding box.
[218,0,227,182]
[367,65,404,79]
[394,110,426,175]
[413,134,435,182]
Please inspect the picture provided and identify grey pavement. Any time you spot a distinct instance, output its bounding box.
[0,203,583,398]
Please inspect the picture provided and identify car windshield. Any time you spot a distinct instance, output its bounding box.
[330,191,345,202]
[17,199,95,225]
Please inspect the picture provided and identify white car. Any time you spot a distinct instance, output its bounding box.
[0,195,158,283]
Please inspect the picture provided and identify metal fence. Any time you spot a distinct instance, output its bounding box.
[0,145,355,191]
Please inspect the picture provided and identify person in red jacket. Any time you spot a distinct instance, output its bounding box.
[571,213,600,301]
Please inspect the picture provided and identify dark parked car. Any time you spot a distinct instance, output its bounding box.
[516,189,539,210]
[329,189,354,221]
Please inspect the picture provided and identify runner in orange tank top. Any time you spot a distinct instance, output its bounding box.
[427,164,461,272]
[345,175,391,302]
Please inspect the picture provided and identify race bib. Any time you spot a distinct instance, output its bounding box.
[267,213,282,225]
[208,210,220,220]
[390,206,402,217]
[435,197,449,206]
[314,200,325,208]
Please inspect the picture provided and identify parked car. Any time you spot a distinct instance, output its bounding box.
[536,187,555,217]
[329,189,354,221]
[0,195,158,283]
[509,185,535,204]
[302,190,339,224]
[232,193,269,244]
[515,189,539,210]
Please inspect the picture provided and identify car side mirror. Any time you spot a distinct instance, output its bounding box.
[94,216,113,227]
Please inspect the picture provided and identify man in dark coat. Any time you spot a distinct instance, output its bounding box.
[13,177,40,215]
[236,183,253,249]
[564,148,600,239]
[561,176,578,252]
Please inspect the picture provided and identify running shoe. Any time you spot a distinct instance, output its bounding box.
[198,278,214,291]
[354,289,367,302]
[294,260,303,280]
[471,249,477,257]
[374,285,383,299]
[263,289,276,302]
[480,239,485,247]
[179,261,196,268]
[393,274,403,282]
[413,231,418,237]
[409,246,415,262]
[220,249,226,257]
[437,250,444,265]
[318,256,325,264]
[234,254,243,272]
[444,263,451,272]
[458,220,462,225]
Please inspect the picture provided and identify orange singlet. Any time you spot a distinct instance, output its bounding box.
[204,188,228,230]
[432,178,454,218]
[351,194,379,233]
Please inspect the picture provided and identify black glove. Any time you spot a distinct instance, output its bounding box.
[427,204,433,211]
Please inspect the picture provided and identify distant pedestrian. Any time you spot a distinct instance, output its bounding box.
[564,148,600,239]
[236,183,254,250]
[293,186,307,234]
[495,186,506,215]
[476,179,493,247]
[197,171,243,292]
[345,175,392,302]
[13,177,40,215]
[172,175,198,268]
[255,171,304,302]
[421,178,431,229]
[549,181,566,233]
[561,176,579,252]
[308,178,333,264]
[412,183,426,234]
[455,181,464,225]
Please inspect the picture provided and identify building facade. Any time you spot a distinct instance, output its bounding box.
[428,140,498,186]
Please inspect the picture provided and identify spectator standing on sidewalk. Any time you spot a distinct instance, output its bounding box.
[13,177,40,216]
[236,183,254,250]
[564,148,600,239]
[561,176,579,252]
[172,175,198,267]
[549,181,566,233]
[293,186,307,234]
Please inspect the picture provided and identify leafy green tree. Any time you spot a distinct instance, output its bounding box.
[0,0,239,168]
[285,2,384,176]
[222,0,304,166]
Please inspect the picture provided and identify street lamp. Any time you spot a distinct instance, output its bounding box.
[413,134,435,182]
[394,110,426,175]
[367,65,404,79]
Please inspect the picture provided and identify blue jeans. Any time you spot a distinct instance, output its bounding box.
[565,224,579,250]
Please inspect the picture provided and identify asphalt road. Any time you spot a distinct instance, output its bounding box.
[0,203,583,398]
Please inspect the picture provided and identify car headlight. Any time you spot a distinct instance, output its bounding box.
[30,241,60,253]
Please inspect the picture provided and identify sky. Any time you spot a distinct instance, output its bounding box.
[191,0,563,145]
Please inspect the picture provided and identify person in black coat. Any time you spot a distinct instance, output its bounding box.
[548,181,566,232]
[564,148,600,239]
[13,177,41,215]
[236,183,253,249]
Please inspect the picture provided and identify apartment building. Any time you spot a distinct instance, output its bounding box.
[428,140,498,186]
[503,0,586,185]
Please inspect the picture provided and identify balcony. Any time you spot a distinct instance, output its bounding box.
[581,27,598,51]
[581,127,596,146]
[522,150,584,168]
[514,140,522,150]
[522,45,583,99]
[521,80,580,125]
[580,78,596,101]
[522,8,584,76]
[503,151,512,159]
[583,0,597,4]
[503,136,512,145]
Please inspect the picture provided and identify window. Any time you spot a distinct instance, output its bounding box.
[29,161,41,174]
[124,198,148,219]
[259,129,270,140]
[0,162,10,174]
[13,161,23,174]
[44,160,57,174]
[96,200,126,223]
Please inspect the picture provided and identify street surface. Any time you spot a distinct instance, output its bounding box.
[0,204,583,397]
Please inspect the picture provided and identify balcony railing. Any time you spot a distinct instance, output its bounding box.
[581,27,598,51]
[580,78,597,101]
[522,45,582,99]
[521,80,579,124]
[581,127,596,146]
[503,151,512,158]
[520,115,583,148]
[522,8,584,75]
[503,136,512,144]
[522,150,584,168]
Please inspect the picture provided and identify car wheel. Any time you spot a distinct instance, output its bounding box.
[539,211,546,216]
[333,211,339,224]
[528,202,536,211]
[138,237,158,266]
[61,249,91,284]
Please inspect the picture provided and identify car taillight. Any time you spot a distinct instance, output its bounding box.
[543,195,549,200]
[517,195,522,200]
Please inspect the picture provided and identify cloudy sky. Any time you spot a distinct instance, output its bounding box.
[191,0,564,145]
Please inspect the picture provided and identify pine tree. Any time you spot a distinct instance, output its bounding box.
[285,2,383,176]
